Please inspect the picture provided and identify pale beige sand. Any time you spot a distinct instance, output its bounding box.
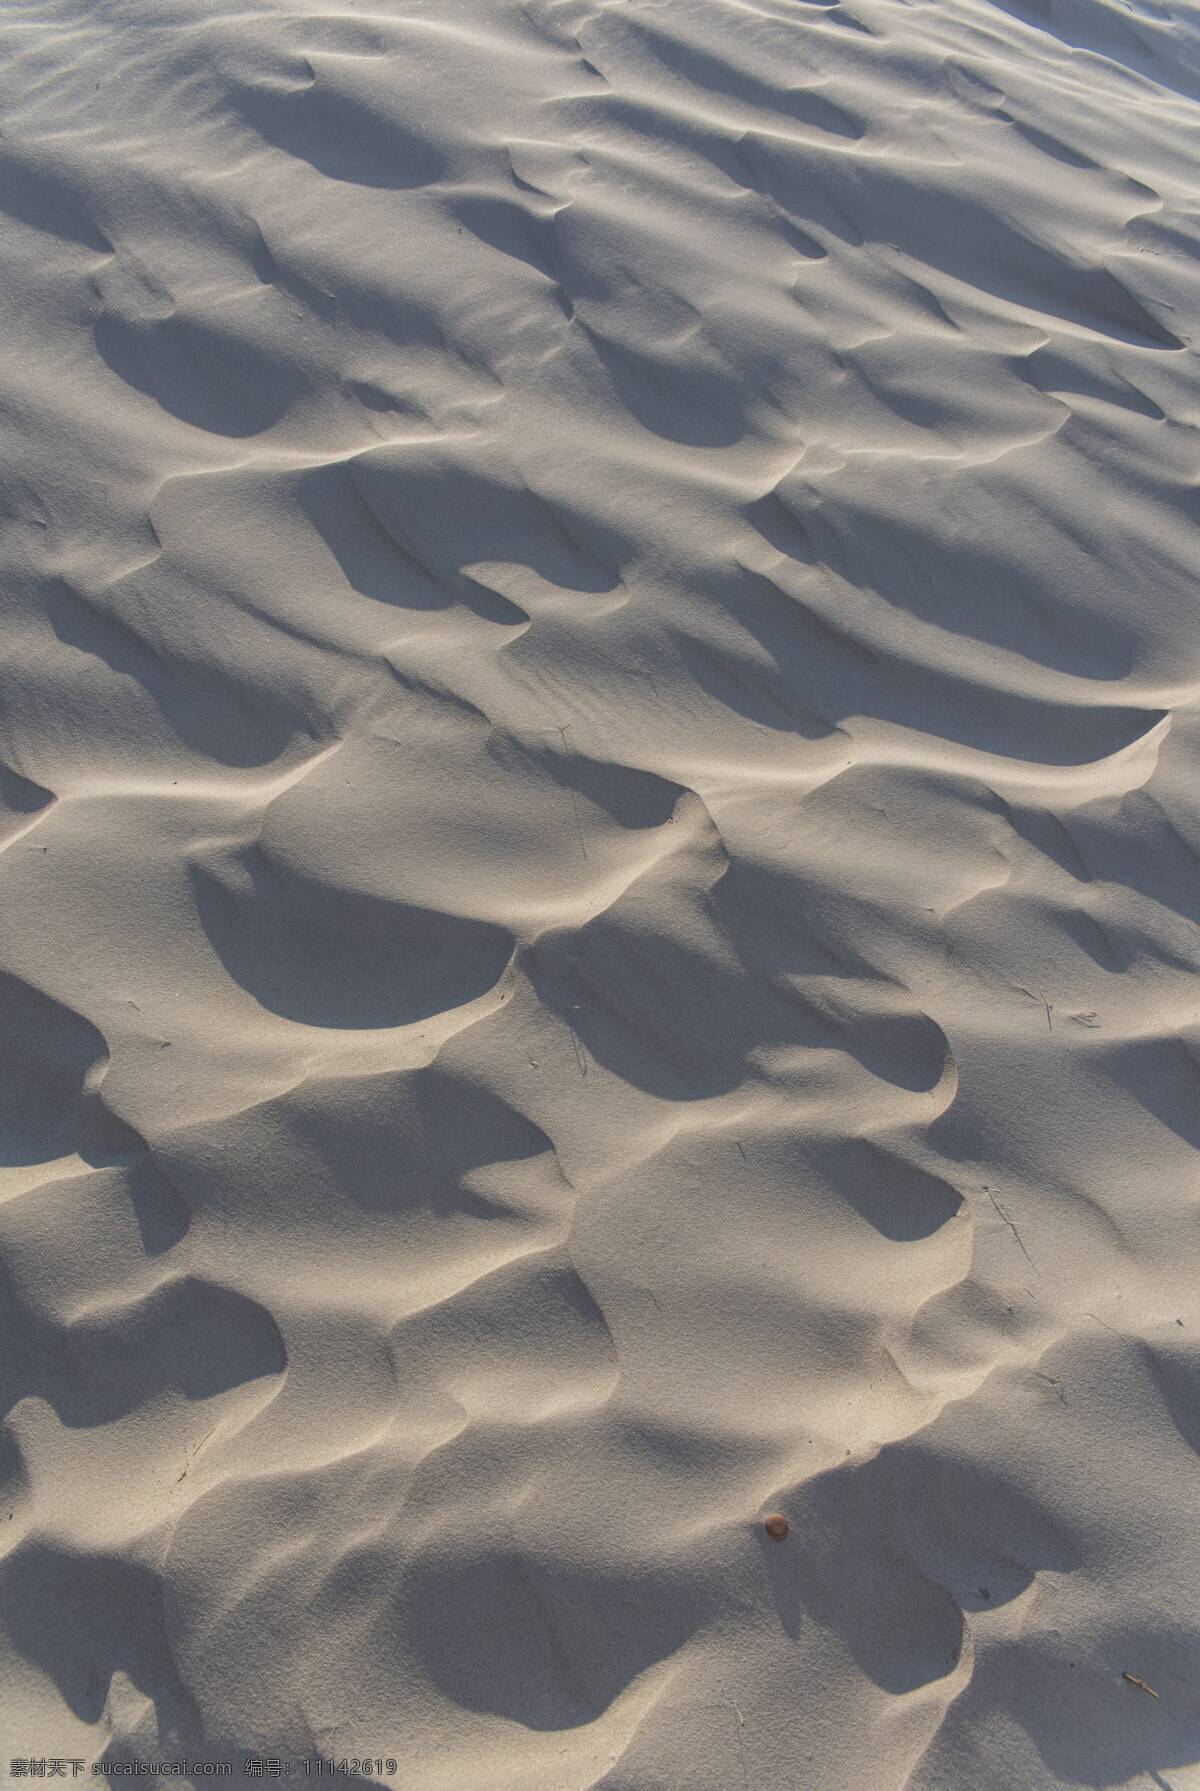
[1,0,1199,1783]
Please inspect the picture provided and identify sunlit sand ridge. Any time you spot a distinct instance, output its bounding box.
[1,0,1200,1783]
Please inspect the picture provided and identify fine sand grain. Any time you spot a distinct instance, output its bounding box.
[2,0,1200,1783]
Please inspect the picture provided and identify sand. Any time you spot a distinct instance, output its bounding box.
[0,0,1199,1782]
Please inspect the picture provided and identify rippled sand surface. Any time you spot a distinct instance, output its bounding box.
[2,0,1200,1782]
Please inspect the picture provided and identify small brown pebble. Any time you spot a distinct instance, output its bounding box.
[764,1513,789,1541]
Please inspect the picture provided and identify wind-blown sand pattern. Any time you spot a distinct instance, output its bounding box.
[2,0,1200,1782]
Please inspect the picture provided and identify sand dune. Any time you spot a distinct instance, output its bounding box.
[2,0,1200,1781]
